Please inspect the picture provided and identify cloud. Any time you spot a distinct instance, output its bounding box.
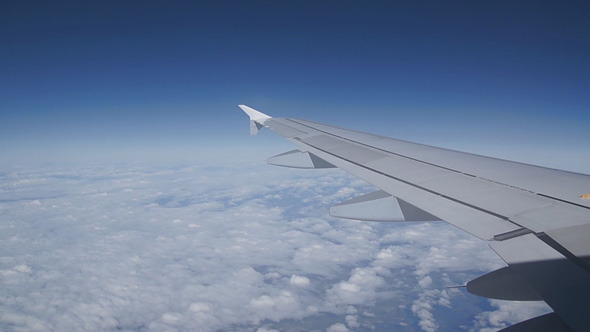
[412,298,438,332]
[290,275,311,288]
[345,314,359,328]
[325,267,385,310]
[256,327,279,332]
[326,323,349,332]
[471,300,552,332]
[0,161,548,331]
[418,275,433,288]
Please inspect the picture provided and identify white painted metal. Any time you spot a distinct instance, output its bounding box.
[239,104,271,123]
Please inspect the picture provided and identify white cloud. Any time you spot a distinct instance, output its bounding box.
[256,327,279,332]
[345,314,359,328]
[188,302,210,312]
[290,274,311,287]
[325,266,386,310]
[326,323,349,332]
[412,294,438,332]
[471,300,552,331]
[0,162,548,332]
[437,290,451,308]
[418,275,433,288]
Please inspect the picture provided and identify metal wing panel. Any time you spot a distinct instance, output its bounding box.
[512,203,590,233]
[420,175,551,217]
[363,156,453,182]
[265,116,590,237]
[265,119,309,138]
[289,118,590,208]
[365,156,552,217]
[300,135,388,164]
[287,133,521,240]
[292,130,588,234]
[286,117,590,233]
[545,223,590,262]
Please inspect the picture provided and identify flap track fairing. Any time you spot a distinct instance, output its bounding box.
[329,190,438,222]
[267,149,335,169]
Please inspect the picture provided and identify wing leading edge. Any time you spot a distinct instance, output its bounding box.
[238,105,590,332]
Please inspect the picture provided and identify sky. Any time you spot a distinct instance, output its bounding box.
[1,1,589,168]
[0,1,589,332]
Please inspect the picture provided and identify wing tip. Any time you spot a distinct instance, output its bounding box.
[239,105,272,122]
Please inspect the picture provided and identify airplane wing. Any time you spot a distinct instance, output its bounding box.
[239,105,590,332]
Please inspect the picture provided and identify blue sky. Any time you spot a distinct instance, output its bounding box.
[1,1,589,168]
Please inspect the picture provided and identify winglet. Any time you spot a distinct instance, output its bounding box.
[239,105,272,135]
[239,105,272,122]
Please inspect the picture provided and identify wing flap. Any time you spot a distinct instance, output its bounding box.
[545,223,590,268]
[512,203,590,233]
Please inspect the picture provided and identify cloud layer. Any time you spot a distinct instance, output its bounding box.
[0,161,550,331]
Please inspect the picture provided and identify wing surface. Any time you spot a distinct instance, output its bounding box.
[239,105,590,332]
